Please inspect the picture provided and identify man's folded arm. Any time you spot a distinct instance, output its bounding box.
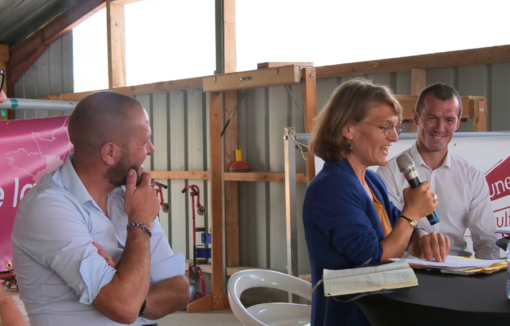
[142,220,190,319]
[92,227,151,324]
[13,197,151,324]
[142,275,190,319]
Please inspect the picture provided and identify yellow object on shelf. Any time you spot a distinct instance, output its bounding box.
[229,146,250,172]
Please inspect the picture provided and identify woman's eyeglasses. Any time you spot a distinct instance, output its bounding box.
[383,121,404,136]
[361,120,404,136]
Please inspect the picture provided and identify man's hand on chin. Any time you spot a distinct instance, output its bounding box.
[0,90,7,103]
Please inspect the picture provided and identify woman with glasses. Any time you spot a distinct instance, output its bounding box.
[303,79,449,326]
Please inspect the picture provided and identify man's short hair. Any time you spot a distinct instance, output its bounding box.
[415,83,462,119]
[69,91,143,156]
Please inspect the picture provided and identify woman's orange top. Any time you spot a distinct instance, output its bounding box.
[371,189,392,237]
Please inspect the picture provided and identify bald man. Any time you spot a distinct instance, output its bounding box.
[11,92,190,326]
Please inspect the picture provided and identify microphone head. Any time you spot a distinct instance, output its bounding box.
[396,153,415,174]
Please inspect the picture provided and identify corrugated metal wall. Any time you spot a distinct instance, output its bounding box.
[134,91,211,260]
[12,34,510,276]
[14,31,73,118]
[237,85,309,274]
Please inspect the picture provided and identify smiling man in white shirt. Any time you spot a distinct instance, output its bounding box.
[377,83,499,259]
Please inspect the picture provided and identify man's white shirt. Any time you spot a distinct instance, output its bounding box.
[376,142,500,259]
[12,155,185,326]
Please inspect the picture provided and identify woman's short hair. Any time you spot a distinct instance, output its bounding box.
[309,78,402,162]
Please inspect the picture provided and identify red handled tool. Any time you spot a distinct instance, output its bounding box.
[182,185,207,303]
[151,182,170,213]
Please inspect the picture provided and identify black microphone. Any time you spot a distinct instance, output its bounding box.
[396,153,440,225]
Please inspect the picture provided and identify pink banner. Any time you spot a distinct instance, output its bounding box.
[0,116,73,271]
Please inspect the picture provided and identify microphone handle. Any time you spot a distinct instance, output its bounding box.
[407,176,441,225]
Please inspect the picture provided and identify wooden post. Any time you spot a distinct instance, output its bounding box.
[0,44,14,120]
[223,0,236,74]
[209,91,225,309]
[107,0,127,88]
[222,0,239,267]
[410,68,426,132]
[472,99,487,132]
[188,92,226,312]
[302,67,317,184]
[224,91,239,267]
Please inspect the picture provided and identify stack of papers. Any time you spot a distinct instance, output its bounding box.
[323,260,418,296]
[390,256,505,274]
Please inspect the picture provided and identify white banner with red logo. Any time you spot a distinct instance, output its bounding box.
[0,116,73,271]
[315,132,510,256]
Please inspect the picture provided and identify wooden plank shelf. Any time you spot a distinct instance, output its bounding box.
[147,170,210,180]
[203,65,302,92]
[224,172,307,183]
[185,260,257,277]
[146,171,308,183]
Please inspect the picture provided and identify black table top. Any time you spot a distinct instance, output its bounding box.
[355,269,510,326]
[384,269,509,313]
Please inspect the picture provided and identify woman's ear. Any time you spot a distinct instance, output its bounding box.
[342,123,355,141]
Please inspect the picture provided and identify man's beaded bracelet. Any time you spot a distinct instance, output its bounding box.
[127,222,152,237]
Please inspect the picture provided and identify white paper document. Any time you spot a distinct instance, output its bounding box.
[323,260,418,297]
[390,255,504,272]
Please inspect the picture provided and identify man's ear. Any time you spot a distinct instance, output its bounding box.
[454,116,461,131]
[100,142,118,166]
[412,110,420,127]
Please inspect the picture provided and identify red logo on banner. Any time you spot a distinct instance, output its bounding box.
[485,156,510,228]
[0,117,73,271]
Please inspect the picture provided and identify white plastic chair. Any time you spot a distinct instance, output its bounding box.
[228,269,312,326]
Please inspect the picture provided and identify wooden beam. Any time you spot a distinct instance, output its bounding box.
[147,171,210,180]
[209,92,226,310]
[185,260,258,276]
[203,65,301,92]
[147,170,309,183]
[187,293,212,313]
[410,68,426,96]
[471,99,488,132]
[410,68,426,132]
[107,0,126,88]
[258,62,313,69]
[0,45,9,63]
[222,0,239,269]
[223,0,236,74]
[302,67,317,184]
[8,0,106,86]
[0,45,9,95]
[42,76,204,101]
[315,45,510,78]
[224,91,239,267]
[224,172,308,183]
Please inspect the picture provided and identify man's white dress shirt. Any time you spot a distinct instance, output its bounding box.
[376,142,499,259]
[11,155,185,326]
